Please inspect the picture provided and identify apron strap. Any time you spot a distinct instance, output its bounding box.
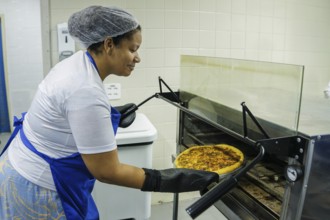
[110,106,121,135]
[19,125,54,163]
[0,112,26,157]
[85,51,99,72]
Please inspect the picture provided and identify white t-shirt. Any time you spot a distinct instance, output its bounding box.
[8,51,117,191]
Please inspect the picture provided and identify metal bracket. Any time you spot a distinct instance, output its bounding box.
[157,76,182,103]
[241,102,270,139]
[257,135,308,164]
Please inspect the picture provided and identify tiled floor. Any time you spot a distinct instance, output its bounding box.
[150,197,227,220]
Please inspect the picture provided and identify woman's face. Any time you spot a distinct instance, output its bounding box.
[108,31,142,77]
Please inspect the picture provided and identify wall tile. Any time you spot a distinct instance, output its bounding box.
[165,10,182,29]
[274,1,286,18]
[230,49,246,59]
[182,0,199,11]
[215,31,231,49]
[128,9,146,26]
[200,0,216,12]
[307,20,330,38]
[258,50,272,61]
[308,0,330,8]
[165,48,181,67]
[145,29,165,48]
[145,49,165,67]
[216,0,232,13]
[232,0,246,14]
[245,49,259,60]
[260,0,274,17]
[246,15,260,32]
[50,9,75,26]
[146,0,164,9]
[165,0,182,10]
[272,34,285,50]
[259,33,273,50]
[246,32,259,49]
[182,30,199,48]
[103,0,127,8]
[145,10,164,29]
[182,11,199,29]
[199,12,215,30]
[246,0,260,15]
[50,0,81,9]
[163,67,180,87]
[231,14,246,32]
[260,16,273,33]
[286,3,308,21]
[216,48,231,57]
[271,50,285,63]
[215,13,231,30]
[144,67,165,87]
[200,30,216,49]
[199,49,216,57]
[273,18,286,34]
[164,29,182,48]
[126,0,146,9]
[231,31,246,49]
[180,48,199,56]
[310,7,329,22]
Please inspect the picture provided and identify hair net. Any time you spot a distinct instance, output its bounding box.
[68,5,139,48]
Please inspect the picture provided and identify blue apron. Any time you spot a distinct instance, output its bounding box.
[0,108,121,220]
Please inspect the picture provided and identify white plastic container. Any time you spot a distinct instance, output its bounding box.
[93,113,157,220]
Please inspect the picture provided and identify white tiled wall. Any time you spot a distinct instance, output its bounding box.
[2,0,330,204]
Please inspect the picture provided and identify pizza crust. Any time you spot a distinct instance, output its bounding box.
[174,144,244,175]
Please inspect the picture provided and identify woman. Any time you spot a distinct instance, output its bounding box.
[0,6,218,220]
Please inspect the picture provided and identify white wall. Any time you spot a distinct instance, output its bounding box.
[0,0,44,122]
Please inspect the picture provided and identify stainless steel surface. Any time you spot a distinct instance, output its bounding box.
[301,134,330,220]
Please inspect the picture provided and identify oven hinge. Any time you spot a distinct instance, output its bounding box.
[257,135,308,164]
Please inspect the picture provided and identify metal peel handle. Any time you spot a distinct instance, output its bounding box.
[186,175,238,219]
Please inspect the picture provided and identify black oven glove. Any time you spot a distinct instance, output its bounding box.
[114,103,138,128]
[141,168,219,193]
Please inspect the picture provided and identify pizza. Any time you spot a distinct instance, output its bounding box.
[174,144,244,175]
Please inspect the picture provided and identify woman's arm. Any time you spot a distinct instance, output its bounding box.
[82,149,219,193]
[81,149,145,189]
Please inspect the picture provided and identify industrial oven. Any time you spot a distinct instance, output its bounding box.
[152,55,330,220]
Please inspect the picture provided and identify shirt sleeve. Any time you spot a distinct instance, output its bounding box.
[64,86,117,154]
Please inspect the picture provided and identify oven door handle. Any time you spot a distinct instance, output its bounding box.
[186,144,265,219]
